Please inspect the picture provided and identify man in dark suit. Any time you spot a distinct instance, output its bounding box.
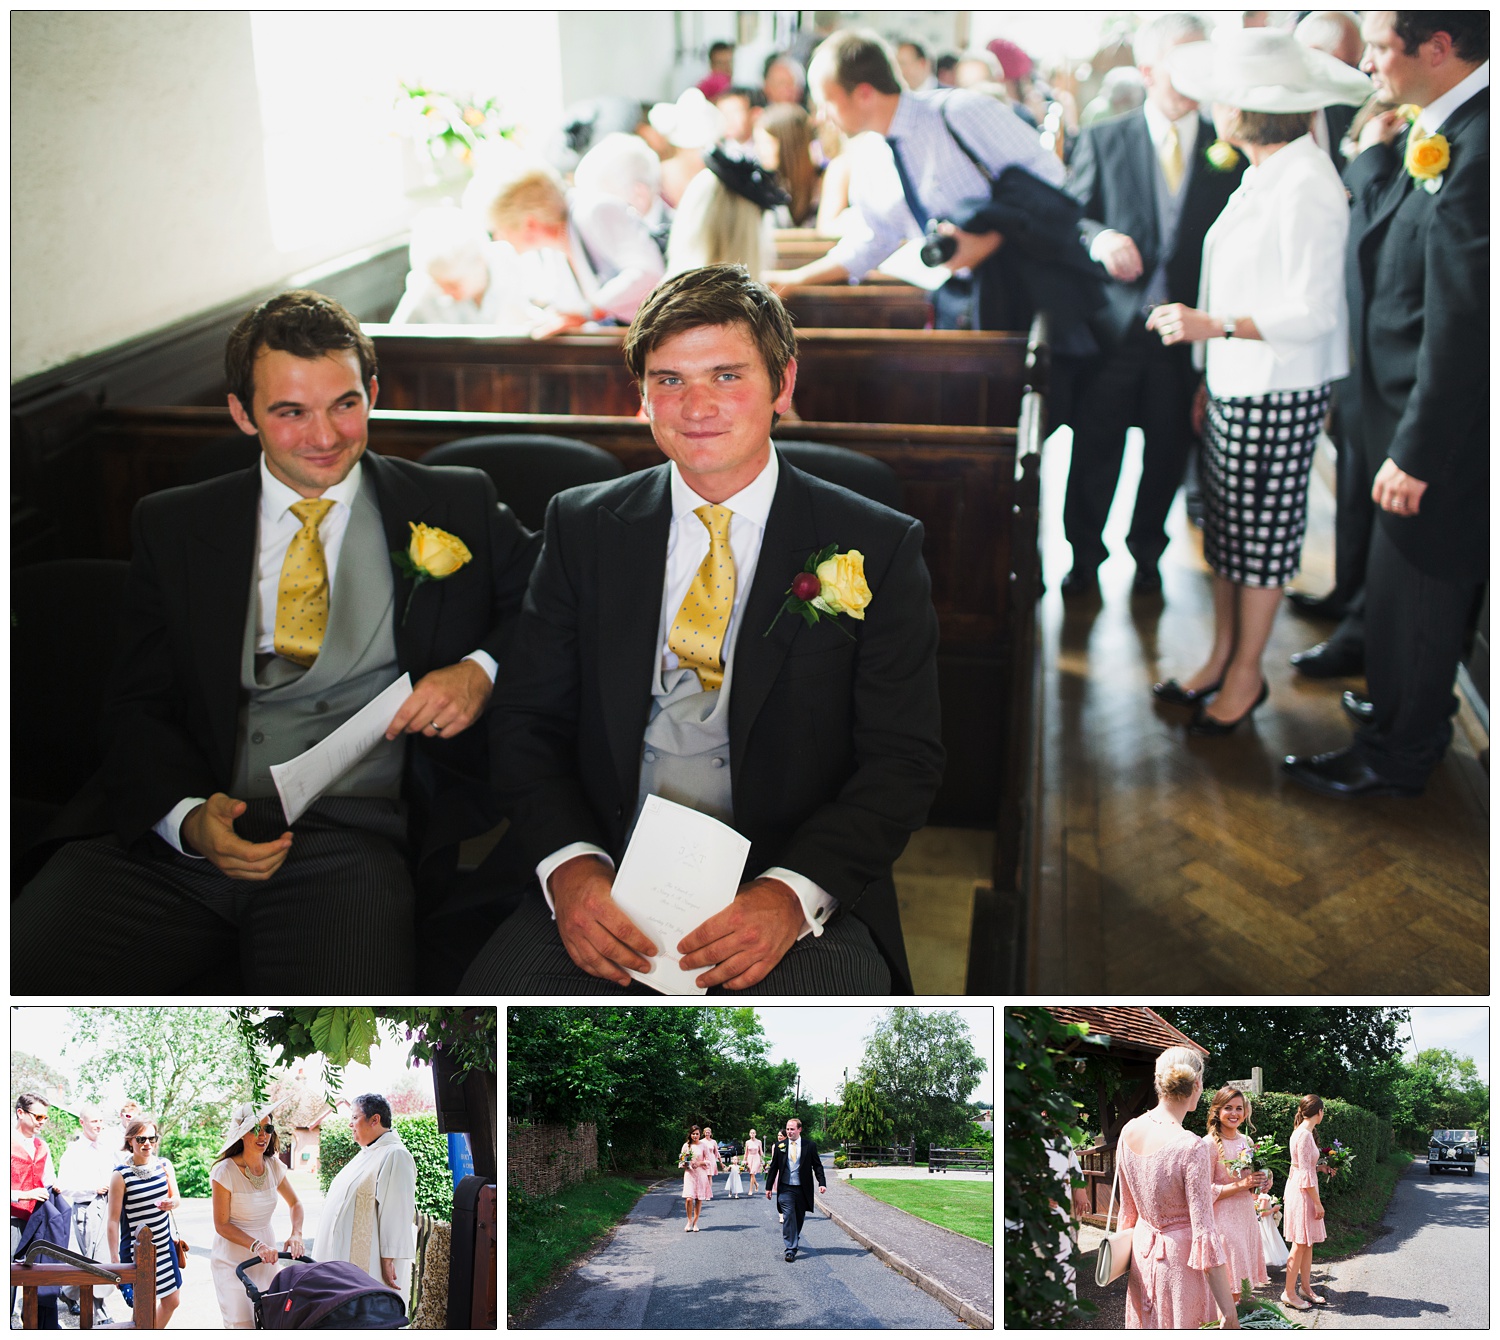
[460,264,944,995]
[1285,12,1488,798]
[1060,12,1245,597]
[13,291,538,990]
[765,1116,827,1261]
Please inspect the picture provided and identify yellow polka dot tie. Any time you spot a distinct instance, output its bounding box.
[669,505,736,691]
[274,498,335,667]
[1160,123,1184,194]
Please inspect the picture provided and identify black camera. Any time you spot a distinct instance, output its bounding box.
[920,220,957,267]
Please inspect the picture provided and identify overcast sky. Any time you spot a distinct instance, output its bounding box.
[754,1007,993,1108]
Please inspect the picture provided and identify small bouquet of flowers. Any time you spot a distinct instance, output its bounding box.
[1252,1134,1290,1177]
[1320,1139,1355,1177]
[1223,1148,1255,1177]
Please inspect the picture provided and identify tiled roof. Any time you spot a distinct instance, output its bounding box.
[1046,1007,1208,1057]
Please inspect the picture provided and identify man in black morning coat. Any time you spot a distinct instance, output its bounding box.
[765,1116,827,1261]
[1284,12,1488,798]
[12,291,538,990]
[1060,12,1245,596]
[459,264,944,995]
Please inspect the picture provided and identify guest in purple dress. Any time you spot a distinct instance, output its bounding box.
[1116,1046,1240,1329]
[1203,1086,1270,1302]
[1281,1095,1327,1312]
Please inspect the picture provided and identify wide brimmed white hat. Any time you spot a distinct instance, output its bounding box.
[1168,28,1372,113]
[648,88,726,150]
[217,1100,280,1161]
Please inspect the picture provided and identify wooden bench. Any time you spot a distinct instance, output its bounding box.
[783,284,932,330]
[927,1147,994,1173]
[11,1225,157,1328]
[362,327,1027,428]
[839,1143,916,1167]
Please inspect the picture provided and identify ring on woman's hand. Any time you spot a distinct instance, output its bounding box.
[430,720,442,730]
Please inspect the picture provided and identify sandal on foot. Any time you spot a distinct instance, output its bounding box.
[1280,1293,1312,1312]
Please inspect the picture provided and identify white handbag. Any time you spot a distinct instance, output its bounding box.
[1094,1155,1133,1286]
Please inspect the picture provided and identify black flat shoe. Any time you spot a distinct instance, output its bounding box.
[1341,690,1376,725]
[1131,566,1163,596]
[1282,747,1424,798]
[1153,677,1222,708]
[1188,680,1269,736]
[1060,567,1100,600]
[1290,639,1364,678]
[1286,589,1347,620]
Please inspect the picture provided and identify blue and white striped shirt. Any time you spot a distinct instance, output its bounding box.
[828,89,1065,281]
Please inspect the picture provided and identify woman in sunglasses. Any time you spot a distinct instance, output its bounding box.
[107,1117,182,1327]
[210,1101,305,1328]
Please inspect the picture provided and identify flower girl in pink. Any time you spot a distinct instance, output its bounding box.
[1281,1094,1327,1311]
[1203,1086,1269,1303]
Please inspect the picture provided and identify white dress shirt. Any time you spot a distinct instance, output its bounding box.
[58,1133,117,1200]
[1418,60,1489,134]
[536,448,838,943]
[827,88,1065,282]
[154,455,496,855]
[1197,135,1350,397]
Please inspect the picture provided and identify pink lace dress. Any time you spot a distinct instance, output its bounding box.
[692,1139,717,1201]
[744,1139,764,1175]
[1282,1125,1325,1245]
[1116,1119,1230,1329]
[1205,1132,1269,1291]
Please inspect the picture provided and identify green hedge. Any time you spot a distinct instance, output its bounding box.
[1185,1092,1383,1201]
[317,1117,453,1221]
[160,1132,220,1200]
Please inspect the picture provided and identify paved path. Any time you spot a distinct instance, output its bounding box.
[1311,1156,1488,1329]
[519,1175,970,1330]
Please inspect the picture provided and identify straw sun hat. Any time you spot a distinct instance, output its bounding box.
[1167,27,1372,114]
[217,1100,281,1161]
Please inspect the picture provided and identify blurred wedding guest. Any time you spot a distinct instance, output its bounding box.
[575,132,673,258]
[1296,11,1366,162]
[58,1106,118,1324]
[1080,66,1147,127]
[666,147,787,278]
[712,86,760,151]
[486,164,665,336]
[754,103,821,226]
[763,53,808,108]
[389,204,540,328]
[12,1094,62,1329]
[108,1118,181,1329]
[935,53,960,88]
[987,38,1040,125]
[648,88,727,207]
[896,40,939,92]
[697,39,735,97]
[1147,28,1369,735]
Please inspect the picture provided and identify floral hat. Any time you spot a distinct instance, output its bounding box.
[217,1100,281,1161]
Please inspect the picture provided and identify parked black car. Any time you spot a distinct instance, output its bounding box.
[717,1139,739,1160]
[1429,1129,1479,1176]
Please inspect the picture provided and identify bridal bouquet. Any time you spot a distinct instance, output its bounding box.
[1321,1139,1355,1176]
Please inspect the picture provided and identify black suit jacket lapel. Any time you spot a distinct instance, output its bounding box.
[1127,115,1161,260]
[365,451,440,675]
[187,468,260,777]
[597,468,672,806]
[728,463,820,788]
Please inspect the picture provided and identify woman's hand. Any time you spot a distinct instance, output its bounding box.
[284,1236,306,1259]
[156,1196,176,1212]
[1147,303,1221,347]
[253,1239,279,1265]
[1313,1203,1325,1221]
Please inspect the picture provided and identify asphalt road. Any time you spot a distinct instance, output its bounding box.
[519,1176,966,1330]
[1313,1156,1488,1329]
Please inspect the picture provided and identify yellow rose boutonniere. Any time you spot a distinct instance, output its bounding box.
[1205,139,1241,172]
[1405,130,1450,191]
[392,522,472,624]
[765,544,872,638]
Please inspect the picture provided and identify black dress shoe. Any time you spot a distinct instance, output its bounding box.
[1286,589,1347,620]
[1060,567,1099,599]
[1282,747,1423,798]
[785,1249,796,1262]
[1188,680,1269,737]
[1132,566,1163,596]
[1341,690,1376,725]
[1289,639,1364,678]
[1152,677,1222,708]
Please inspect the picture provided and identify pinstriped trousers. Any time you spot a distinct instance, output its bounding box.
[458,891,891,994]
[12,798,416,992]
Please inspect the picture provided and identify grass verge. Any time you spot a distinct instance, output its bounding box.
[1316,1151,1414,1259]
[507,1174,652,1318]
[847,1178,994,1245]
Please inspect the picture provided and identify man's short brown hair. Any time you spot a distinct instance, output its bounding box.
[809,29,903,96]
[623,264,797,402]
[224,289,377,419]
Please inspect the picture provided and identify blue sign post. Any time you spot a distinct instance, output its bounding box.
[447,1130,474,1187]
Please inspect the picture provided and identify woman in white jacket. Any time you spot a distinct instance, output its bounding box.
[1147,28,1369,735]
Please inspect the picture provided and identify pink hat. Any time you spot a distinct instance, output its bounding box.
[986,38,1033,82]
[697,72,732,101]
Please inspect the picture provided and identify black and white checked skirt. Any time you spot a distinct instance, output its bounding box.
[1202,384,1331,587]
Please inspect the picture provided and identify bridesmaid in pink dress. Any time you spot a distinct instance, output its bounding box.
[1203,1086,1270,1302]
[1116,1046,1239,1330]
[744,1129,765,1195]
[681,1125,705,1231]
[1281,1095,1327,1312]
[695,1130,720,1208]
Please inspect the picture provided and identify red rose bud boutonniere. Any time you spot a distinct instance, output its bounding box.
[392,522,472,624]
[765,544,872,638]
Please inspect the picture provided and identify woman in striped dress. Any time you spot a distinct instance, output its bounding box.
[107,1118,182,1327]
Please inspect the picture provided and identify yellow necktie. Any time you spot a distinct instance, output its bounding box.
[274,498,335,667]
[668,505,736,691]
[1160,123,1184,194]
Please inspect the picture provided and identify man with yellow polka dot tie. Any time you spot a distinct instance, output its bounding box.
[668,504,736,690]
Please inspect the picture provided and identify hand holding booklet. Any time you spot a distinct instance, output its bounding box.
[611,795,752,995]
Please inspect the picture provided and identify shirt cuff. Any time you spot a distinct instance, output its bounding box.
[1088,229,1123,263]
[155,798,208,857]
[536,843,615,915]
[759,868,838,940]
[463,651,498,683]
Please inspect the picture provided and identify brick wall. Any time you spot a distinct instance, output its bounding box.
[507,1120,598,1198]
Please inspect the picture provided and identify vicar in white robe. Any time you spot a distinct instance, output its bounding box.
[317,1094,418,1298]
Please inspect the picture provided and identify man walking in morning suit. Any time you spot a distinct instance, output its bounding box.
[765,1116,826,1261]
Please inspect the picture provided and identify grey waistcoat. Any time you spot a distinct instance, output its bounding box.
[230,481,406,801]
[1145,136,1189,307]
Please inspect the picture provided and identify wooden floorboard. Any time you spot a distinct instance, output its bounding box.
[1030,427,1489,994]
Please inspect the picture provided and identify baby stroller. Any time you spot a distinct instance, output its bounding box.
[236,1252,407,1329]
